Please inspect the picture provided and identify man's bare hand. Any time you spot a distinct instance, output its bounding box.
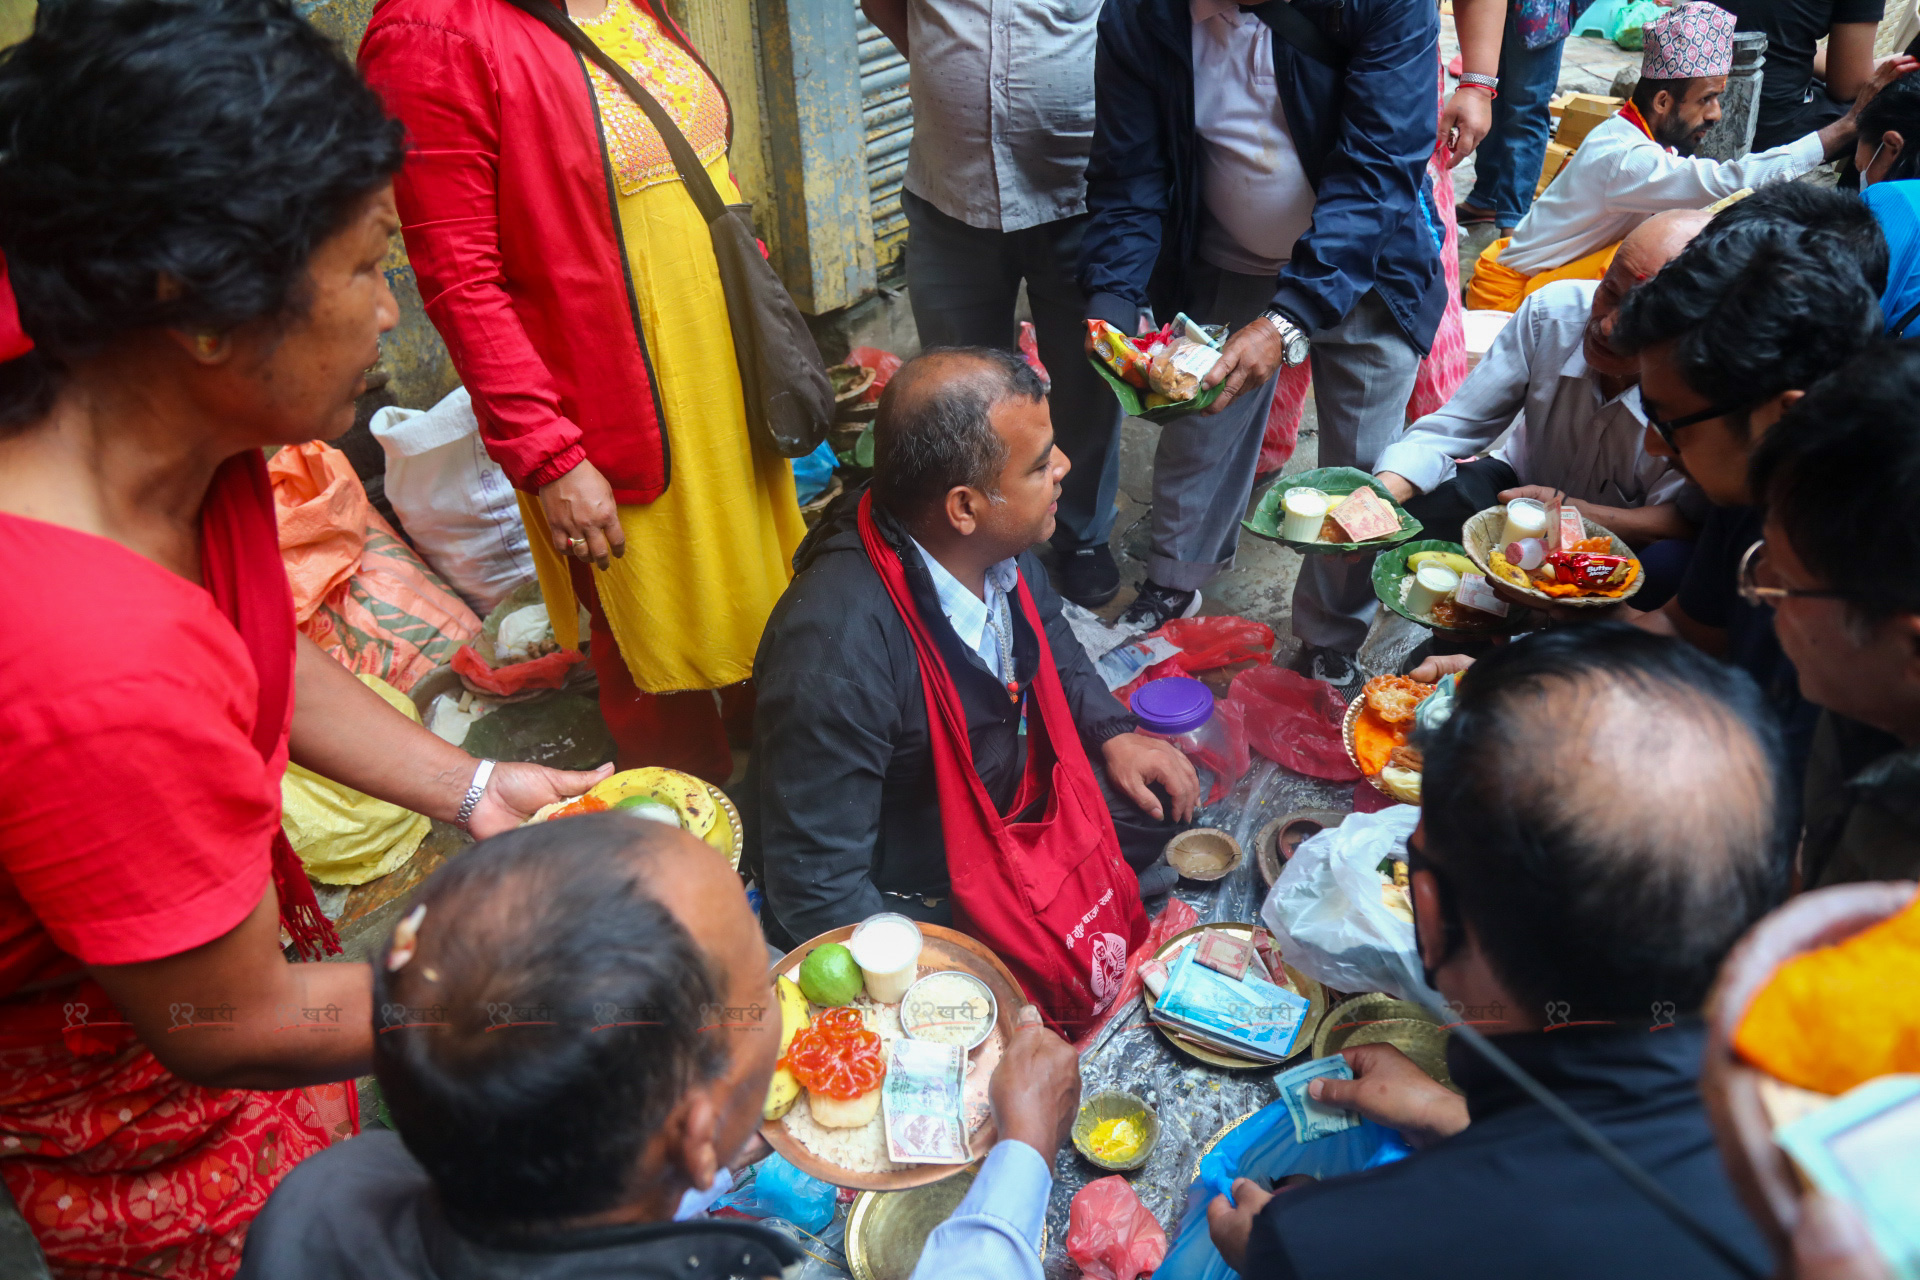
[1207,1178,1275,1270]
[466,761,616,838]
[539,459,626,570]
[1407,653,1476,684]
[1853,54,1918,115]
[1308,1043,1470,1149]
[1102,731,1201,822]
[1375,471,1418,505]
[990,1005,1081,1160]
[1439,87,1492,162]
[1202,321,1286,414]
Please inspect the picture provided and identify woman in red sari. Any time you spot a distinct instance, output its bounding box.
[0,1,609,1273]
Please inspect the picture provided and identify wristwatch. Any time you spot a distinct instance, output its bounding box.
[1261,309,1311,368]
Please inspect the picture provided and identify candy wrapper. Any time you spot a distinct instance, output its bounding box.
[1146,313,1225,403]
[1087,319,1152,389]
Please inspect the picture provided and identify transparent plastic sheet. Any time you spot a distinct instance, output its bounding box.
[1067,1176,1169,1280]
[1156,1098,1412,1280]
[1260,805,1440,1003]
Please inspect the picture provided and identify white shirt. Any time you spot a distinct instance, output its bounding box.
[903,0,1101,231]
[911,538,1020,681]
[1374,281,1693,508]
[1501,113,1826,275]
[1190,0,1317,275]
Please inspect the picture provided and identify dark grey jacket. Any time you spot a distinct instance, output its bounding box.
[742,496,1143,949]
[238,1131,800,1280]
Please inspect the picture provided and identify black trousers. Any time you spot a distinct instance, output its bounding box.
[1401,458,1521,545]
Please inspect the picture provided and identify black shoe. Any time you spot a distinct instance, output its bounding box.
[1290,642,1362,693]
[1058,544,1121,608]
[1118,580,1203,632]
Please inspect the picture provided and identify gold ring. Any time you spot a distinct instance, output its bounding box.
[568,537,588,553]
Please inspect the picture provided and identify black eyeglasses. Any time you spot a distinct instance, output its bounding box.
[1735,539,1861,608]
[1643,399,1743,451]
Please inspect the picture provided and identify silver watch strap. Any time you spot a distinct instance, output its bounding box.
[456,759,496,831]
[1458,72,1499,90]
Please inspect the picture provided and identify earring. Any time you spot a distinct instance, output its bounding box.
[194,332,221,358]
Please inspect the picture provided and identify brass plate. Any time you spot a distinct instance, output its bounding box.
[700,780,743,872]
[846,1169,1049,1280]
[1314,994,1456,1090]
[762,924,1023,1191]
[1148,923,1327,1070]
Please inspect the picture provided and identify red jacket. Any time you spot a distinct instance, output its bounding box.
[360,0,727,503]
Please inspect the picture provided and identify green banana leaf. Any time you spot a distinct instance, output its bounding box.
[1243,467,1422,555]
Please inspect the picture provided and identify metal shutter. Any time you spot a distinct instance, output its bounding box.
[856,5,912,280]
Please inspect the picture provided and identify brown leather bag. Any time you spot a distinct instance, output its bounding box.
[503,0,835,458]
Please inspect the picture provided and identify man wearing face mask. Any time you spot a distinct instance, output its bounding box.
[1204,627,1781,1280]
[1372,209,1713,611]
[1854,69,1920,334]
[1465,1,1913,312]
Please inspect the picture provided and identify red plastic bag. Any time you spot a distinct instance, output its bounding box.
[450,642,585,697]
[1228,665,1361,782]
[1067,1176,1167,1280]
[1113,615,1276,703]
[844,346,901,405]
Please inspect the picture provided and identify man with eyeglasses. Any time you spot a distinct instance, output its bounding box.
[1744,349,1920,886]
[1609,218,1884,793]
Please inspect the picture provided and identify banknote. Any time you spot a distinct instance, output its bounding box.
[1275,1055,1358,1144]
[1195,929,1255,981]
[883,1038,969,1164]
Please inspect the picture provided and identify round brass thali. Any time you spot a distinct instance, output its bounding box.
[1148,923,1327,1070]
[761,923,1024,1192]
[845,1168,1049,1280]
[1313,993,1457,1090]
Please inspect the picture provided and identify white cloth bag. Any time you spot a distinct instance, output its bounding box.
[371,387,535,614]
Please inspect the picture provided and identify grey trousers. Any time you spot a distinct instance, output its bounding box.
[904,190,1125,552]
[1149,264,1420,652]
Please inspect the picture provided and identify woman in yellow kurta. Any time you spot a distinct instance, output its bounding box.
[363,0,806,784]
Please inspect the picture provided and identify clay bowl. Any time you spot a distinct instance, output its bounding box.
[1165,827,1244,882]
[1255,809,1348,888]
[1700,880,1917,1265]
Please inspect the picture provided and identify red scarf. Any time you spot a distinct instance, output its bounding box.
[856,494,1146,1034]
[1618,101,1657,142]
[200,452,341,960]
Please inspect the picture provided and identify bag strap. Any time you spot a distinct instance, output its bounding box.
[1242,0,1347,69]
[497,0,730,225]
[1893,297,1920,339]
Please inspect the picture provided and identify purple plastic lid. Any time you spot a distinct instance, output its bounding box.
[1130,676,1215,734]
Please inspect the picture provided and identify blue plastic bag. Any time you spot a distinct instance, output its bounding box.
[720,1153,837,1233]
[1156,1097,1414,1280]
[791,439,839,506]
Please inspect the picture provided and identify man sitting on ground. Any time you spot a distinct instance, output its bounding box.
[746,348,1198,950]
[1750,345,1920,886]
[1465,0,1910,311]
[1612,210,1883,792]
[1208,626,1782,1280]
[1373,209,1712,611]
[239,816,1086,1279]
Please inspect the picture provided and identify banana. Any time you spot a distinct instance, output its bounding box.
[1407,550,1477,577]
[764,977,811,1121]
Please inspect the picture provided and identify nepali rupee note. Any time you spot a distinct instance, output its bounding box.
[1275,1055,1358,1144]
[883,1038,969,1164]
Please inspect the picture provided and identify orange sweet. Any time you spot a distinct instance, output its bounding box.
[1351,704,1405,776]
[1732,891,1920,1095]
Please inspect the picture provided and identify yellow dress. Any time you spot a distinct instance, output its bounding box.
[520,0,807,694]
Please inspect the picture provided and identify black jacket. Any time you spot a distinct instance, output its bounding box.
[1080,0,1447,350]
[237,1131,801,1280]
[1245,1021,1771,1280]
[742,497,1139,949]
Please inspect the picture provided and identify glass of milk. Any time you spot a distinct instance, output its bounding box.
[1497,497,1549,549]
[849,914,924,1004]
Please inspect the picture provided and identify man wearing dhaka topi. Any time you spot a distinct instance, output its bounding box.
[1466,0,1915,310]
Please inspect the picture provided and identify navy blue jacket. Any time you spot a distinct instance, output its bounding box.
[1080,0,1447,352]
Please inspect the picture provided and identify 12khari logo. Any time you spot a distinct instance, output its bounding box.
[1089,931,1128,1012]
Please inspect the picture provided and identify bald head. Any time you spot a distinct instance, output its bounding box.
[373,816,760,1230]
[1616,208,1714,282]
[1420,625,1789,1020]
[871,345,1045,521]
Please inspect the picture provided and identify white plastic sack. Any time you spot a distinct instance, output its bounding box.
[1259,805,1441,1004]
[371,386,535,614]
